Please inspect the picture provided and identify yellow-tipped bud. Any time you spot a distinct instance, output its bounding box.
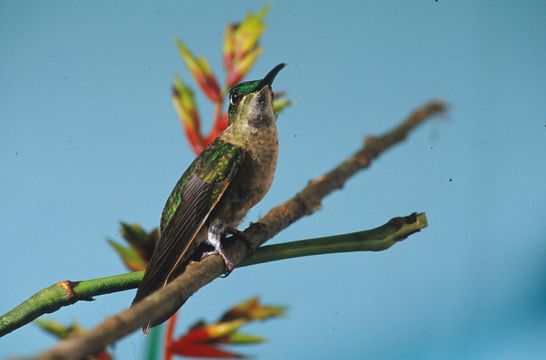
[273,98,293,114]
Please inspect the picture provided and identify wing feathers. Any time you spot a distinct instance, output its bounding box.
[132,141,244,308]
[131,174,212,305]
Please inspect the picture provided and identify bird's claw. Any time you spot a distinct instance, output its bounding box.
[201,249,234,277]
[225,227,255,257]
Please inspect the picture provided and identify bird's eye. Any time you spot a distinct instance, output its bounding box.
[229,93,239,105]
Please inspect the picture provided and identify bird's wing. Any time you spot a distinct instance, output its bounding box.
[132,140,245,306]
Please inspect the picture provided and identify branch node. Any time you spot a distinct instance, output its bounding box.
[57,281,77,302]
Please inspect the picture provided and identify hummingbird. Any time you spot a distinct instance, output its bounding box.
[132,63,286,328]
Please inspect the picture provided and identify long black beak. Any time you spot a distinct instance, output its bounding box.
[259,63,286,89]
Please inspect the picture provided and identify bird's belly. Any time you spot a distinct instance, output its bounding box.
[214,146,278,227]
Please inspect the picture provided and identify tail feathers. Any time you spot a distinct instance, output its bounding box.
[132,251,203,333]
[132,261,186,332]
[132,240,211,333]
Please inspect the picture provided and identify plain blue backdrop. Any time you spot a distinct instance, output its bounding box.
[1,1,545,359]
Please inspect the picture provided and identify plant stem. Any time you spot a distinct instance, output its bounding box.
[240,212,426,267]
[0,213,425,338]
[0,272,142,338]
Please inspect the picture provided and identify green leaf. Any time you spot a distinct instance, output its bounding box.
[119,222,148,246]
[34,319,80,339]
[273,98,293,114]
[223,332,267,344]
[107,238,147,271]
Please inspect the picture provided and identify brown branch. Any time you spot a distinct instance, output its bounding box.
[32,100,446,360]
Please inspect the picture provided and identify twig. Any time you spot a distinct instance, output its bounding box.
[0,272,142,337]
[240,212,427,267]
[0,212,427,337]
[31,100,446,359]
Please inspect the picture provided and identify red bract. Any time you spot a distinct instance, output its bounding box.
[168,338,243,359]
[163,297,283,359]
[172,5,290,155]
[182,320,246,343]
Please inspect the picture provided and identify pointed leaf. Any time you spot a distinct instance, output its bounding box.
[176,39,221,102]
[233,6,269,59]
[197,57,221,101]
[107,239,147,271]
[173,75,198,125]
[219,332,267,344]
[227,46,263,88]
[35,319,112,359]
[183,319,246,342]
[119,222,156,261]
[255,4,270,22]
[223,24,236,71]
[34,319,78,339]
[247,304,286,320]
[221,296,286,322]
[173,75,205,154]
[119,222,148,245]
[176,39,201,79]
[221,296,259,321]
[273,99,293,114]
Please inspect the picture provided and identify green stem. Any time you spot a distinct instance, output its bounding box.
[0,271,142,337]
[0,212,426,338]
[144,325,163,360]
[241,212,426,267]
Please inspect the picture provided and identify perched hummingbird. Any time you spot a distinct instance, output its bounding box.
[132,64,285,328]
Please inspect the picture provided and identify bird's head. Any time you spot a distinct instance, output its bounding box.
[227,63,285,129]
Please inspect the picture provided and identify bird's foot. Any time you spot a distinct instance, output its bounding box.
[225,226,255,257]
[201,249,234,277]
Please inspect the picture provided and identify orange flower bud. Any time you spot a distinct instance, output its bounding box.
[172,76,206,154]
[223,24,236,72]
[183,319,246,342]
[273,98,293,114]
[221,296,286,322]
[227,46,262,88]
[176,39,221,102]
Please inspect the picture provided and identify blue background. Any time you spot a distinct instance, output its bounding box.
[1,1,545,359]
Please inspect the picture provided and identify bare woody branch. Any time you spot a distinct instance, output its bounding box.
[32,100,446,360]
[0,212,426,337]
